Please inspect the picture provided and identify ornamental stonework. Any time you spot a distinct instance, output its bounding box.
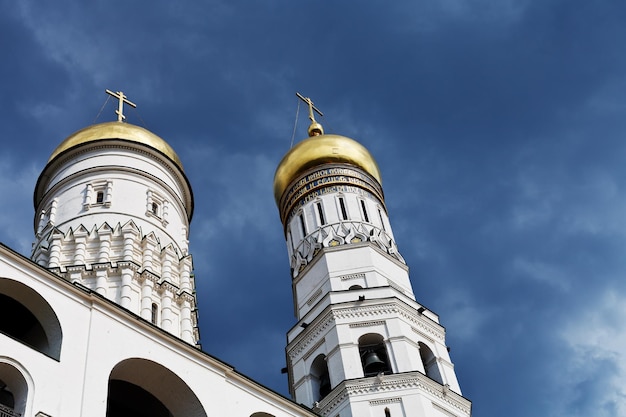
[279,164,385,225]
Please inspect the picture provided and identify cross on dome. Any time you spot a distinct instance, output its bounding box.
[296,92,324,136]
[105,89,137,122]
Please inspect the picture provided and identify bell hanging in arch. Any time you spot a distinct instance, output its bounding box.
[363,351,387,374]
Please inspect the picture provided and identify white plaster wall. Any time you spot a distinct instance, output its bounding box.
[0,251,316,417]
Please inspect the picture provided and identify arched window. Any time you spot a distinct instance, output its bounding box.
[107,358,206,417]
[310,354,331,402]
[360,200,370,223]
[338,197,348,221]
[385,407,391,417]
[0,362,29,417]
[358,334,391,377]
[0,278,62,360]
[151,303,159,325]
[250,413,276,417]
[419,342,443,384]
[348,285,363,290]
[316,202,326,226]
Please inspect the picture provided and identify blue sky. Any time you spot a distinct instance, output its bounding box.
[2,1,626,416]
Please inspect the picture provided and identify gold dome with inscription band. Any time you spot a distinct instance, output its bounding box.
[273,133,383,205]
[48,121,184,171]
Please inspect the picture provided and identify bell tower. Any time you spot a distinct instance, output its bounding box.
[31,91,198,345]
[273,95,471,417]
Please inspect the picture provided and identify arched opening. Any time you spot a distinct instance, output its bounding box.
[0,362,29,416]
[250,413,276,417]
[310,354,331,402]
[418,342,443,384]
[348,285,363,290]
[151,303,159,325]
[0,278,62,360]
[358,334,391,377]
[107,380,170,417]
[107,358,206,417]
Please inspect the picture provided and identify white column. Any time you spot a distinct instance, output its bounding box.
[142,240,155,271]
[120,268,133,309]
[48,235,62,268]
[49,198,58,225]
[73,236,87,265]
[98,233,112,263]
[122,231,136,262]
[161,290,173,331]
[83,183,93,209]
[180,298,194,343]
[140,278,154,321]
[95,269,108,296]
[179,257,192,293]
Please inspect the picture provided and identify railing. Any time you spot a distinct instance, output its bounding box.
[0,404,20,417]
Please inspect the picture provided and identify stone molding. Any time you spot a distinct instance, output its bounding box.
[306,288,323,306]
[369,397,402,405]
[288,299,445,363]
[318,372,471,416]
[339,272,366,281]
[349,320,386,328]
[291,222,405,277]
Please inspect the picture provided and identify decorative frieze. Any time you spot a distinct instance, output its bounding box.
[306,288,323,306]
[340,273,366,281]
[349,320,385,328]
[369,397,402,406]
[291,221,404,278]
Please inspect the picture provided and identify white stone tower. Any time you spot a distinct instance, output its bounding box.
[273,96,471,417]
[31,91,198,345]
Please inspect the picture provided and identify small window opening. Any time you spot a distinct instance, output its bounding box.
[299,213,306,236]
[339,197,348,220]
[361,200,370,222]
[96,191,104,204]
[316,202,326,226]
[385,407,391,417]
[378,209,386,231]
[151,202,159,216]
[151,303,158,325]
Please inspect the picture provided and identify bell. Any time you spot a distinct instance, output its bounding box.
[363,351,386,374]
[319,373,331,397]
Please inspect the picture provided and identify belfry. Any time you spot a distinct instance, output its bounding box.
[0,91,471,417]
[274,94,472,417]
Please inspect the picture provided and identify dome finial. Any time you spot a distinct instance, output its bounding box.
[105,89,137,122]
[296,92,324,136]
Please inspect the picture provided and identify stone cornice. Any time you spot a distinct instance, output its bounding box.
[319,371,471,416]
[288,298,445,362]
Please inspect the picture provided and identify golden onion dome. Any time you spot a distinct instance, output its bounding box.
[273,133,382,205]
[48,121,183,170]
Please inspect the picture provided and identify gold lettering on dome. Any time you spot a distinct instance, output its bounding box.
[279,165,387,224]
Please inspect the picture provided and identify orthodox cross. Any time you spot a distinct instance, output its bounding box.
[296,92,323,123]
[105,89,137,122]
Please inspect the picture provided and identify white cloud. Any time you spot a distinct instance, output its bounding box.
[559,289,626,416]
[511,257,571,292]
